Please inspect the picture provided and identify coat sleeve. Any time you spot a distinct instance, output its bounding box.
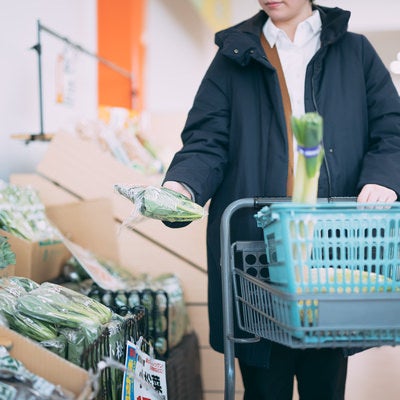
[163,53,232,206]
[357,36,400,197]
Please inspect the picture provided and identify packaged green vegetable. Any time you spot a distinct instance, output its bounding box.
[59,327,96,366]
[0,236,16,269]
[104,319,125,399]
[40,336,67,359]
[0,276,40,297]
[16,282,112,338]
[0,290,58,342]
[0,181,62,242]
[0,278,27,297]
[114,184,206,223]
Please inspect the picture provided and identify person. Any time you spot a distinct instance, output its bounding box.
[162,0,400,398]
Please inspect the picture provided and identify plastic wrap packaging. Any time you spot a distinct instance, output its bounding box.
[103,318,126,400]
[0,181,62,242]
[58,327,93,366]
[94,273,190,354]
[75,106,165,175]
[0,236,16,269]
[115,184,206,224]
[0,346,74,399]
[0,279,58,343]
[39,336,67,359]
[57,255,191,355]
[149,274,190,351]
[15,282,112,343]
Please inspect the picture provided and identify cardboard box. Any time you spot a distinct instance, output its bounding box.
[0,264,15,278]
[46,197,120,263]
[1,230,70,283]
[10,173,79,207]
[0,326,90,397]
[0,196,119,283]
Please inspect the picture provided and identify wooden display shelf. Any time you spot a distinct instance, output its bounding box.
[11,133,54,142]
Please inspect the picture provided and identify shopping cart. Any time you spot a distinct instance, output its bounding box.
[220,197,400,400]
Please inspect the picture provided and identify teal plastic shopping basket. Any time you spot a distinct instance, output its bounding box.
[247,201,400,344]
[255,201,400,294]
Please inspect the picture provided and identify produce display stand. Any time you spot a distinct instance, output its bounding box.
[165,331,203,400]
[220,197,400,400]
[80,307,147,400]
[83,285,203,399]
[87,285,170,358]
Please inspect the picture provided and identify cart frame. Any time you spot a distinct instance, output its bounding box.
[220,197,279,400]
[220,197,400,400]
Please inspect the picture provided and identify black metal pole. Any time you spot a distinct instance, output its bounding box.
[39,22,132,79]
[28,19,134,142]
[36,20,44,136]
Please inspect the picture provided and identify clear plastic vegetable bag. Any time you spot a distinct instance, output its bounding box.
[115,184,206,224]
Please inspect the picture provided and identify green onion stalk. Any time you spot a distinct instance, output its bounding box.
[290,113,324,288]
[291,112,324,204]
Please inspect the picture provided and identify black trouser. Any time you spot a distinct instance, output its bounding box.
[239,343,348,400]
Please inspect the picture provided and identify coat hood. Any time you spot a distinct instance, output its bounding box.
[215,6,351,66]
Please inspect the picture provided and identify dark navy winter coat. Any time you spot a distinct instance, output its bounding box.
[163,6,400,366]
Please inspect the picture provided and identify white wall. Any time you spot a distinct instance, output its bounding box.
[144,0,400,115]
[0,0,97,182]
[145,0,215,113]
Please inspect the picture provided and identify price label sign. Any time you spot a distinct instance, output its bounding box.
[121,340,167,400]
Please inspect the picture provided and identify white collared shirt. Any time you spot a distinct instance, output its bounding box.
[262,11,322,168]
[262,10,322,117]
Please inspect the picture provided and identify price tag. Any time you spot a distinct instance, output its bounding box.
[121,340,167,400]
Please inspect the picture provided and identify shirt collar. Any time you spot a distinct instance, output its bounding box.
[263,10,321,48]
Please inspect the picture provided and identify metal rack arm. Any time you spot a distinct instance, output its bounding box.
[25,19,134,143]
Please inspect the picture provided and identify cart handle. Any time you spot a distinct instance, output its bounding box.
[253,196,357,209]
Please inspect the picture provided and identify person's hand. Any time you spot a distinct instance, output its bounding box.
[163,181,192,200]
[357,184,397,203]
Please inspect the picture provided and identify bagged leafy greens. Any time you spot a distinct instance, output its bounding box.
[115,184,206,223]
[0,281,58,342]
[0,277,59,343]
[0,236,16,269]
[58,327,94,366]
[7,276,40,292]
[0,180,62,242]
[16,282,112,341]
[39,335,67,359]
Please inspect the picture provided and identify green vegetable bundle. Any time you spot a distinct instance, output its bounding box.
[290,113,324,278]
[7,276,39,292]
[0,289,58,342]
[115,184,205,222]
[0,180,62,241]
[16,282,113,335]
[291,113,324,204]
[0,237,16,269]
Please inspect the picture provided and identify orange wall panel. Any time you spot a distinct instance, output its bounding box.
[97,0,146,109]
